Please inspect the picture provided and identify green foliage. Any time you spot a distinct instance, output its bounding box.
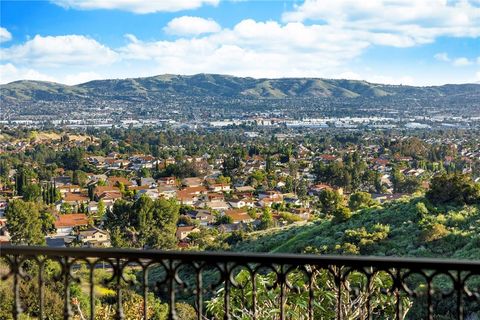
[426,173,480,206]
[233,197,480,260]
[259,207,274,230]
[332,206,352,223]
[318,189,344,214]
[349,191,377,211]
[5,199,46,245]
[104,196,179,249]
[206,269,410,319]
[21,184,42,202]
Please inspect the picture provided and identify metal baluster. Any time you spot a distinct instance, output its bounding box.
[38,259,45,320]
[89,261,95,320]
[195,265,203,320]
[308,269,314,320]
[456,270,464,320]
[335,268,343,320]
[426,275,433,320]
[223,263,231,320]
[252,270,257,320]
[142,265,148,320]
[63,257,73,320]
[12,255,22,320]
[394,269,402,320]
[115,258,124,320]
[167,259,177,320]
[279,265,286,320]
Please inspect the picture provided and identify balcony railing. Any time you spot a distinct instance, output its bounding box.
[0,245,479,320]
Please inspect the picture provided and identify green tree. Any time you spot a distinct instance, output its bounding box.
[318,189,343,214]
[348,192,376,211]
[22,184,42,202]
[5,199,46,245]
[259,207,274,230]
[426,173,480,206]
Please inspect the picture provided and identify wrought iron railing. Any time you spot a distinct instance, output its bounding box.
[0,245,479,320]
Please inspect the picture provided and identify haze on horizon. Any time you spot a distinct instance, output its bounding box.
[1,0,479,86]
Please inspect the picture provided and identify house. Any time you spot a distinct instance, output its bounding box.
[190,210,215,226]
[203,201,230,211]
[209,183,231,192]
[182,177,203,188]
[135,188,159,200]
[308,184,343,196]
[176,226,200,240]
[94,186,120,200]
[158,185,178,199]
[259,197,283,208]
[291,208,312,220]
[78,227,110,247]
[259,190,283,200]
[140,177,157,188]
[225,209,254,224]
[158,176,176,186]
[107,176,133,187]
[54,214,89,236]
[62,192,90,211]
[58,185,81,194]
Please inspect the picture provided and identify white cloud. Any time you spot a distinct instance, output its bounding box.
[338,71,362,80]
[119,20,371,78]
[51,0,219,13]
[164,16,221,36]
[453,57,472,66]
[283,0,480,47]
[62,71,102,85]
[1,35,118,67]
[0,27,12,43]
[0,63,56,84]
[434,52,450,62]
[477,57,480,64]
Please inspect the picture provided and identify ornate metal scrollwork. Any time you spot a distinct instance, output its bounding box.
[0,246,479,320]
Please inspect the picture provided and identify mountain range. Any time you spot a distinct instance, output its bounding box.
[1,74,479,103]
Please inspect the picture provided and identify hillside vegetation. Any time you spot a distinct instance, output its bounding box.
[232,197,480,259]
[2,74,479,102]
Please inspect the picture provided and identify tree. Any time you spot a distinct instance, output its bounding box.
[5,199,46,245]
[72,170,88,187]
[259,207,274,230]
[60,148,86,171]
[318,189,343,215]
[426,173,480,206]
[348,192,376,211]
[332,206,352,223]
[22,184,42,202]
[97,199,106,217]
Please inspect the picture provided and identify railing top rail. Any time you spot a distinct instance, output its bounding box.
[1,245,480,271]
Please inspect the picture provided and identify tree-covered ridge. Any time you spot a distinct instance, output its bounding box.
[2,74,479,102]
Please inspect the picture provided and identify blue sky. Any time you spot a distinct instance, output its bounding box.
[1,0,479,85]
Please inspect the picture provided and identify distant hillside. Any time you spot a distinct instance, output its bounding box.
[1,74,479,103]
[232,197,480,260]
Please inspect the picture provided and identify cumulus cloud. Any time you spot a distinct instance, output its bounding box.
[452,57,472,66]
[0,34,118,67]
[0,63,56,84]
[119,20,371,78]
[51,0,219,13]
[434,52,450,62]
[164,16,221,36]
[283,0,480,47]
[62,71,102,85]
[0,27,12,43]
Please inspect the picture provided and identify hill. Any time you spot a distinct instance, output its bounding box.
[2,74,479,102]
[232,197,480,260]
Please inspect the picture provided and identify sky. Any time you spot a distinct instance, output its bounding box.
[0,0,479,86]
